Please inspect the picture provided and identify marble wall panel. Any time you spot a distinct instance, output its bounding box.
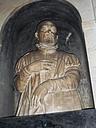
[67,0,95,22]
[92,0,96,20]
[84,27,96,105]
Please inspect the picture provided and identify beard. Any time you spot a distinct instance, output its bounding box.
[36,37,57,50]
[36,32,58,49]
[43,35,56,46]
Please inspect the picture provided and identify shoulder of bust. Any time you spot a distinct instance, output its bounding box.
[15,51,38,72]
[57,52,80,67]
[17,50,38,62]
[56,51,77,58]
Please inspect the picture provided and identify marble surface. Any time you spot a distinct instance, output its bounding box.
[92,0,96,20]
[0,0,95,30]
[67,0,95,22]
[84,27,96,106]
[0,109,96,128]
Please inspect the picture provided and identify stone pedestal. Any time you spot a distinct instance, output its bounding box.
[0,109,96,128]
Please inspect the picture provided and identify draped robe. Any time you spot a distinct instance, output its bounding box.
[15,51,82,116]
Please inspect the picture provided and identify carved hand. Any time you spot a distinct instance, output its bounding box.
[31,80,52,109]
[27,60,56,73]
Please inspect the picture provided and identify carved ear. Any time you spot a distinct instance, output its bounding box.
[35,32,38,39]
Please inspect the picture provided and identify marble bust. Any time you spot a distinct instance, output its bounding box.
[15,21,81,116]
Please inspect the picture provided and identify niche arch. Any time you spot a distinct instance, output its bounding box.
[0,0,94,117]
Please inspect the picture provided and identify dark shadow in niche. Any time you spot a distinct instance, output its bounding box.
[0,0,94,117]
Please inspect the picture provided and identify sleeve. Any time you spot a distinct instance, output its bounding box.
[15,53,33,74]
[49,54,81,91]
[61,54,81,89]
[15,52,34,92]
[64,54,80,71]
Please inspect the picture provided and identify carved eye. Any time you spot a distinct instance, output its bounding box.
[40,26,48,32]
[51,26,57,33]
[40,25,57,34]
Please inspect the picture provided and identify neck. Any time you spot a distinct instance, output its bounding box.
[36,43,58,54]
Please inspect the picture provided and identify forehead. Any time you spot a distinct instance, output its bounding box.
[40,21,56,28]
[37,21,57,33]
[43,22,54,26]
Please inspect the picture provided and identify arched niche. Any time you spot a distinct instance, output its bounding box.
[0,0,94,117]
